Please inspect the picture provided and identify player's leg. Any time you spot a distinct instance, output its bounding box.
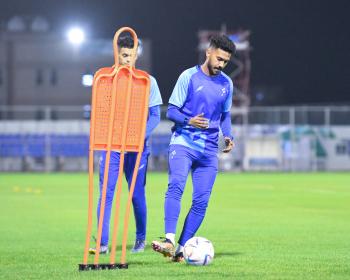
[90,151,120,254]
[124,150,150,252]
[165,145,194,239]
[152,145,193,257]
[177,153,218,247]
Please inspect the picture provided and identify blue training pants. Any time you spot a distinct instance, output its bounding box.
[164,144,218,246]
[97,150,149,246]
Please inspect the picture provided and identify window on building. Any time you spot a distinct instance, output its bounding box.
[36,69,43,86]
[0,69,3,86]
[336,143,347,155]
[50,69,57,86]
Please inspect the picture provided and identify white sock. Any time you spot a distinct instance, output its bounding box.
[175,245,183,255]
[165,233,175,245]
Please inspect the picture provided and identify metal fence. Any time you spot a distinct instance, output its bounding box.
[1,105,350,125]
[231,106,350,126]
[1,105,350,172]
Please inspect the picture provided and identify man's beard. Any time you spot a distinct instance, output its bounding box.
[208,64,221,75]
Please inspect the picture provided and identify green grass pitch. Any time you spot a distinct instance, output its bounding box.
[0,172,349,279]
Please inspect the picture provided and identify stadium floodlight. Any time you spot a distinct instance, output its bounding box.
[67,27,85,45]
[82,74,93,87]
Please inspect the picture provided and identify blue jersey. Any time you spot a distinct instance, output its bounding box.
[169,65,233,155]
[145,75,162,148]
[149,75,163,108]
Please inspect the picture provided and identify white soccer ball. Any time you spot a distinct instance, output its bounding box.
[183,236,214,266]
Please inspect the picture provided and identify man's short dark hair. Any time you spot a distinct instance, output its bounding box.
[209,35,236,54]
[117,36,134,49]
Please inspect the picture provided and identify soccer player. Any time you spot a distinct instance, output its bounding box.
[89,36,163,254]
[152,35,235,261]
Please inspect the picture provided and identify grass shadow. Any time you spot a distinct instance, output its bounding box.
[215,251,242,258]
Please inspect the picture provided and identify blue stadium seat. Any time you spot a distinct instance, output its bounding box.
[26,134,45,157]
[50,134,89,157]
[0,134,89,158]
[0,134,25,157]
[150,134,170,156]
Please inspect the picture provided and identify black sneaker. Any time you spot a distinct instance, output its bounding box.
[172,251,184,262]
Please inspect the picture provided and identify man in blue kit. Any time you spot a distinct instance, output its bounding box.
[89,36,163,254]
[152,35,235,261]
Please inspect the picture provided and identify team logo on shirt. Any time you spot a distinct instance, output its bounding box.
[221,88,227,96]
[195,85,204,92]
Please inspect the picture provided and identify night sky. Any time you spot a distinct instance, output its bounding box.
[1,0,350,105]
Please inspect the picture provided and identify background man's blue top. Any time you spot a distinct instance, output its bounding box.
[149,75,163,108]
[144,75,162,151]
[169,65,233,155]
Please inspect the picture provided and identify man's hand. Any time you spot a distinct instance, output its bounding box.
[222,137,234,153]
[188,113,209,129]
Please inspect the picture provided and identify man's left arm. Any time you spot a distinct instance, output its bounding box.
[220,80,234,153]
[220,112,234,153]
[145,105,161,138]
[145,76,163,139]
